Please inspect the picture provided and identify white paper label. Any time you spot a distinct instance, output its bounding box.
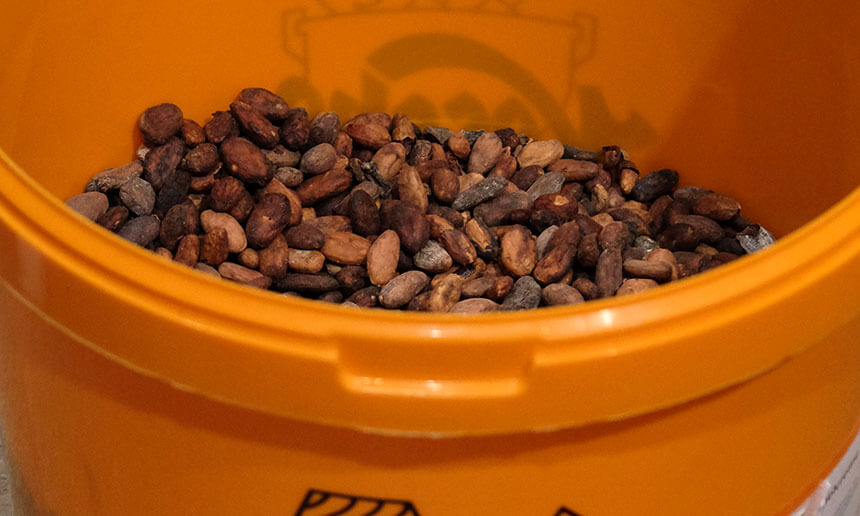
[791,429,860,516]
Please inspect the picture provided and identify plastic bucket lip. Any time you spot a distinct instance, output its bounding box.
[2,144,860,434]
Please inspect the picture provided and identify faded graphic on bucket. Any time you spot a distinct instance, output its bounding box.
[276,0,654,150]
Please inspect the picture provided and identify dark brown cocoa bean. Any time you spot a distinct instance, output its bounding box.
[657,223,699,251]
[181,143,220,175]
[347,189,380,237]
[346,286,380,307]
[285,222,326,250]
[274,273,339,294]
[209,176,246,212]
[96,205,129,231]
[623,258,673,283]
[630,169,679,203]
[388,201,431,255]
[279,107,310,150]
[138,103,183,145]
[230,100,279,149]
[258,234,290,278]
[576,232,600,268]
[533,221,580,284]
[246,193,291,249]
[154,170,191,216]
[510,165,543,191]
[204,110,239,144]
[159,201,199,250]
[572,277,599,300]
[546,159,600,182]
[598,221,631,251]
[595,248,623,297]
[221,136,271,185]
[236,87,289,122]
[473,191,531,226]
[143,137,184,191]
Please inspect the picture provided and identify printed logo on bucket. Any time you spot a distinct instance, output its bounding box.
[277,0,654,151]
[294,488,420,515]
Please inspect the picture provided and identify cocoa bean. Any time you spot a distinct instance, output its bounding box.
[366,229,401,286]
[274,273,339,294]
[542,283,585,306]
[182,143,220,175]
[219,262,272,289]
[500,225,536,277]
[287,248,325,274]
[143,137,184,191]
[66,192,109,221]
[258,235,290,277]
[138,103,183,145]
[174,234,200,267]
[510,165,543,191]
[630,169,679,203]
[86,161,143,192]
[346,286,380,307]
[623,258,673,283]
[200,210,246,253]
[117,215,160,247]
[438,229,478,265]
[280,107,310,151]
[464,218,499,260]
[230,100,279,149]
[321,232,371,265]
[450,298,501,314]
[96,205,130,231]
[379,271,429,308]
[546,159,600,182]
[388,201,431,254]
[467,131,503,175]
[595,248,623,297]
[181,119,206,147]
[159,202,198,250]
[413,240,453,273]
[617,278,659,296]
[221,136,270,185]
[285,222,326,250]
[502,276,542,310]
[236,87,289,122]
[300,143,337,176]
[572,277,599,300]
[452,175,508,211]
[296,168,352,206]
[335,265,368,292]
[204,110,238,144]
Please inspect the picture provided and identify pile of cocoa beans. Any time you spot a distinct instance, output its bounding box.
[66,88,773,313]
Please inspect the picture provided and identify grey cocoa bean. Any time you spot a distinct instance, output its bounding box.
[526,171,565,202]
[117,215,160,247]
[66,191,109,221]
[119,176,156,216]
[452,175,510,211]
[413,240,453,273]
[502,276,542,310]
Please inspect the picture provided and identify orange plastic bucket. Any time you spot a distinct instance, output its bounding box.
[1,1,859,515]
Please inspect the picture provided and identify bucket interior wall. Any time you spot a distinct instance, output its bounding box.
[1,1,858,236]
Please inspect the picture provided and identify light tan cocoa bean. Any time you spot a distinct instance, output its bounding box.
[238,248,259,269]
[468,131,503,175]
[449,298,501,313]
[617,278,659,296]
[372,142,406,183]
[288,248,326,274]
[391,113,416,142]
[427,214,456,238]
[426,274,464,312]
[366,229,401,286]
[182,119,206,147]
[200,210,247,253]
[500,225,536,277]
[447,131,470,159]
[321,232,371,265]
[645,247,680,280]
[622,258,673,282]
[518,139,564,168]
